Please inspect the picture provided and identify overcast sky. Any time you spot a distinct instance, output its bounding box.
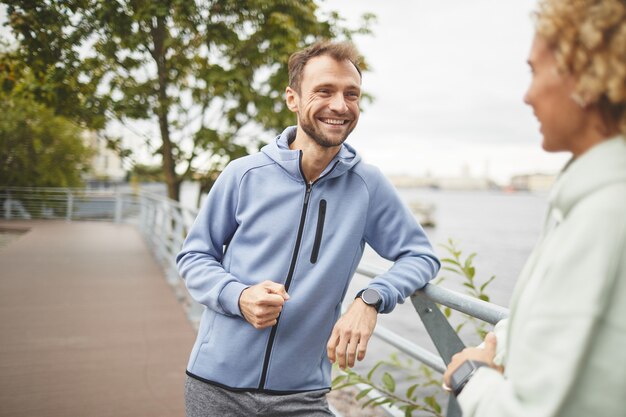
[321,0,571,183]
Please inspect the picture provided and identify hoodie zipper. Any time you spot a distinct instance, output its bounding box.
[257,154,339,390]
[310,199,327,264]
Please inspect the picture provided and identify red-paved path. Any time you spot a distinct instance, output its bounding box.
[0,220,195,417]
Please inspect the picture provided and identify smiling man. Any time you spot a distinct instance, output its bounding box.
[177,41,440,417]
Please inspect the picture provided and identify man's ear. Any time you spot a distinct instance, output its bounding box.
[285,86,299,112]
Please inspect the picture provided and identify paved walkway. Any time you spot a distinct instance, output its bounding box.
[0,220,195,417]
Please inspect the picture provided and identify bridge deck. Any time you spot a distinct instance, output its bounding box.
[0,220,195,417]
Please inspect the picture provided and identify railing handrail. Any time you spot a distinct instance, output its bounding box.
[357,264,509,325]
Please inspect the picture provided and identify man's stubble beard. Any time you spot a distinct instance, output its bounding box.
[299,116,356,148]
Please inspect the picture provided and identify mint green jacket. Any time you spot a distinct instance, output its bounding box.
[459,137,626,417]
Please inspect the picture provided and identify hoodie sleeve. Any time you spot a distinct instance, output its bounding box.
[176,163,247,318]
[363,170,440,313]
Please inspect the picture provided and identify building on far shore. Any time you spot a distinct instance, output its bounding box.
[509,173,557,192]
[389,174,498,191]
[389,172,557,193]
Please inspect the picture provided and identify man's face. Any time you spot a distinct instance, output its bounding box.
[286,55,361,148]
[524,35,587,155]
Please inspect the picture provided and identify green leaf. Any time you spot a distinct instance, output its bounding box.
[374,398,393,407]
[466,266,476,279]
[355,388,373,401]
[331,375,346,387]
[479,294,490,302]
[440,257,461,267]
[480,275,497,292]
[333,382,360,390]
[361,396,383,408]
[406,383,420,400]
[424,395,442,413]
[382,372,396,393]
[444,307,452,318]
[367,361,383,381]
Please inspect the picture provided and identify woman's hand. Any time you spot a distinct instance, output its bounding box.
[443,332,504,388]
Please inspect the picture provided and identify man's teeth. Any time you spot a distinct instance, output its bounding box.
[322,119,346,125]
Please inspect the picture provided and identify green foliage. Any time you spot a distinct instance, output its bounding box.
[436,239,497,340]
[2,0,374,200]
[332,356,444,417]
[438,239,496,302]
[332,240,498,416]
[0,62,93,187]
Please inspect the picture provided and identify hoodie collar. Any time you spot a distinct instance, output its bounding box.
[261,126,361,183]
[549,136,626,219]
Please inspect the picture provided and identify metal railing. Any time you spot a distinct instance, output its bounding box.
[1,186,142,222]
[1,186,509,417]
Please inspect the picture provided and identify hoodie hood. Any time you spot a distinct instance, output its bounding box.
[549,136,626,219]
[261,126,361,183]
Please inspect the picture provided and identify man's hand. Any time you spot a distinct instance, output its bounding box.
[239,280,289,329]
[327,298,378,369]
[443,332,504,387]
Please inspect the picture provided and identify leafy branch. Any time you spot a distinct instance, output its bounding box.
[437,239,497,340]
[332,360,444,417]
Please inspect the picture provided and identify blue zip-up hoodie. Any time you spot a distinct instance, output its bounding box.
[177,126,440,393]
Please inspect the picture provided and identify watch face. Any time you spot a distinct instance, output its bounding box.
[450,360,475,388]
[362,288,381,305]
[450,360,487,396]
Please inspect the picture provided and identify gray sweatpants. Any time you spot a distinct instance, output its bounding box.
[185,376,335,417]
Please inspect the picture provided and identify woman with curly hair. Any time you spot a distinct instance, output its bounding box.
[443,0,626,416]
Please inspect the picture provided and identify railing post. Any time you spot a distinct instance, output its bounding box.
[66,190,74,221]
[114,192,123,223]
[411,292,466,417]
[4,190,12,219]
[158,202,168,260]
[139,195,147,234]
[146,201,156,245]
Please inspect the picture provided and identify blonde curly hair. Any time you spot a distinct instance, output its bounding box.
[534,0,626,136]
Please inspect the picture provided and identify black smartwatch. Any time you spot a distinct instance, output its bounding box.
[355,288,382,311]
[450,359,488,396]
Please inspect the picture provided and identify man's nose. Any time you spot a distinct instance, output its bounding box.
[328,93,348,113]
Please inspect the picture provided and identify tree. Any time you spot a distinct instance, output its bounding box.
[2,0,373,201]
[0,62,93,187]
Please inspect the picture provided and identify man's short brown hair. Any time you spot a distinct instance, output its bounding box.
[288,41,363,93]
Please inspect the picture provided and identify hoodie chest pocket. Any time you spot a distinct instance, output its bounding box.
[310,199,327,264]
